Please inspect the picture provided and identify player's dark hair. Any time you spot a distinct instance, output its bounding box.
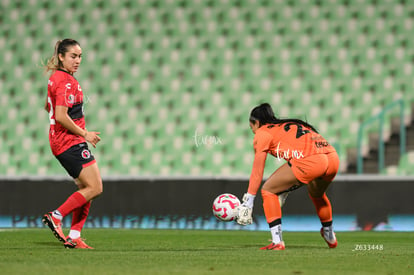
[44,38,80,74]
[249,103,318,133]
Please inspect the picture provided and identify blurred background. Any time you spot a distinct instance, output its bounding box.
[0,0,413,231]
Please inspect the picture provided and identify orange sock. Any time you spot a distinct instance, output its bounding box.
[261,189,282,223]
[309,193,332,223]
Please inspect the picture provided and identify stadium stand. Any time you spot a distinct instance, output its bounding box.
[0,0,413,177]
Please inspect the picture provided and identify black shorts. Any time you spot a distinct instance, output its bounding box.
[56,143,96,179]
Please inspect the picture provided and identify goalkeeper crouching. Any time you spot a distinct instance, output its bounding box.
[236,103,339,250]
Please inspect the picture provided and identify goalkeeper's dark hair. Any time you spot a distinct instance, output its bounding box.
[249,103,318,133]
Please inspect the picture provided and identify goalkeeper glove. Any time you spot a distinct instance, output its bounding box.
[236,193,255,225]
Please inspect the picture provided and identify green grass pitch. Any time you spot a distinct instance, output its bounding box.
[0,229,412,274]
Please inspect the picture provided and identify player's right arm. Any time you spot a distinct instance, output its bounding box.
[247,130,273,195]
[247,151,267,195]
[236,130,272,225]
[236,150,267,226]
[55,105,101,148]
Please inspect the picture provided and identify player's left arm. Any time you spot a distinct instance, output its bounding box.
[55,105,101,147]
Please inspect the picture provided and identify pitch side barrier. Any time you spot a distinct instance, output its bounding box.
[0,175,413,231]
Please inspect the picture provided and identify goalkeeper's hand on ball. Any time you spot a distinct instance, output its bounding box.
[236,193,255,226]
[236,205,253,225]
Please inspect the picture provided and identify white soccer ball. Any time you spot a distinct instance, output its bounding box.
[212,193,241,222]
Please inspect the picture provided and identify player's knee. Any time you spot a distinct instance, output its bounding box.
[93,181,103,198]
[308,179,330,197]
[307,186,325,198]
[261,185,272,193]
[84,179,103,199]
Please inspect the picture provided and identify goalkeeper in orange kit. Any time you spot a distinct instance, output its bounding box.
[236,103,339,250]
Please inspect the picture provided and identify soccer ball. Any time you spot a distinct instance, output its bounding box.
[212,193,241,222]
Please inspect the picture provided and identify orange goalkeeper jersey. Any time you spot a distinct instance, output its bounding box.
[248,122,336,195]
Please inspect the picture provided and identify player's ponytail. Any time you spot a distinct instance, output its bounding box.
[43,39,80,74]
[44,40,62,74]
[249,103,318,133]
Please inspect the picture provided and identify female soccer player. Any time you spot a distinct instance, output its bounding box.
[42,39,102,249]
[236,103,339,250]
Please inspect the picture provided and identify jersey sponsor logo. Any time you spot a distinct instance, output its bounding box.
[65,83,72,90]
[315,141,329,148]
[78,84,82,92]
[81,149,91,159]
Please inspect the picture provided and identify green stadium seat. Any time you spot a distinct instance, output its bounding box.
[1,0,414,176]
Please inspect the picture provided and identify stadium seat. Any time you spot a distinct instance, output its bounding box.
[1,0,413,176]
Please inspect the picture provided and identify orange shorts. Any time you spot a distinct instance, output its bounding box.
[289,152,339,184]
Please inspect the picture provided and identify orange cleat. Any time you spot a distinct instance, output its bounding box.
[64,237,94,249]
[42,212,66,243]
[260,241,285,250]
[320,228,337,248]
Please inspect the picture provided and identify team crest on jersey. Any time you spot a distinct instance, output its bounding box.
[81,149,91,159]
[68,94,75,104]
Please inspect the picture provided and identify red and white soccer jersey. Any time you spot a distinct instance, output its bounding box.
[46,69,86,156]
